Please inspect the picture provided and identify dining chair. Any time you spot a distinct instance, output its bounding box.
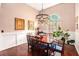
[48,43,55,56]
[27,35,37,52]
[32,40,49,56]
[27,35,33,53]
[49,39,65,56]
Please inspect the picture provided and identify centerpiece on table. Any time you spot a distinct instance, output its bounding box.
[52,26,71,44]
[52,26,63,40]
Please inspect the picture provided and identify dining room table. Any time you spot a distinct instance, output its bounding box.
[27,34,65,56]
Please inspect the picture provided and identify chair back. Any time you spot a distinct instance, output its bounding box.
[48,39,65,56]
[32,39,49,56]
[61,37,65,56]
[27,35,32,45]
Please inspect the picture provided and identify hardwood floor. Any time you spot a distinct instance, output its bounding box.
[0,43,78,56]
[64,44,78,56]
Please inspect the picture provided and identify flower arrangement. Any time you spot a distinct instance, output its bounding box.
[52,26,70,43]
[53,26,63,37]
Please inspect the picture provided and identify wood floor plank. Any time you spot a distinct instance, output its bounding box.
[0,43,78,56]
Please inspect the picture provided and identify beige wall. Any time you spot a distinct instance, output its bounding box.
[0,3,38,32]
[0,3,75,32]
[75,3,79,16]
[0,4,2,31]
[44,3,75,31]
[75,3,79,54]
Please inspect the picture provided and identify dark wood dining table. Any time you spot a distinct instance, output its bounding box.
[27,35,65,56]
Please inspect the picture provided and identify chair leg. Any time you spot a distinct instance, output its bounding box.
[28,45,29,52]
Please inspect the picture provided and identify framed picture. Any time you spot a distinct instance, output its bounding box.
[15,18,25,30]
[28,20,34,30]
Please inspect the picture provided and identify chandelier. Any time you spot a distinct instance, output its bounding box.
[36,3,49,23]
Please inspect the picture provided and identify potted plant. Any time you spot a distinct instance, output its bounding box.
[52,26,71,44]
[52,26,63,40]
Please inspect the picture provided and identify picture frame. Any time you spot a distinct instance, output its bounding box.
[15,18,25,30]
[28,20,34,30]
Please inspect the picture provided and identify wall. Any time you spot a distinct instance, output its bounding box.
[0,3,38,32]
[0,30,35,51]
[0,3,38,51]
[75,3,79,55]
[41,3,75,32]
[0,4,2,31]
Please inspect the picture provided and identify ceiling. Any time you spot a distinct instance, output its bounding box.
[27,3,58,11]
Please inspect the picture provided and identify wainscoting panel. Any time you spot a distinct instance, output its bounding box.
[0,31,35,51]
[75,31,79,54]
